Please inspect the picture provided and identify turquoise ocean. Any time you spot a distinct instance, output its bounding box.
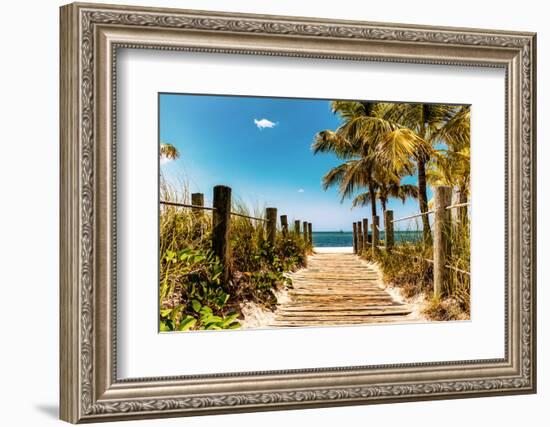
[312,231,422,247]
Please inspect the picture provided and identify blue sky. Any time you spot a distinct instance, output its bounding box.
[159,93,429,231]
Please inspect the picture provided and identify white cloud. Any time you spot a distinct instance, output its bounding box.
[297,189,305,193]
[254,118,277,130]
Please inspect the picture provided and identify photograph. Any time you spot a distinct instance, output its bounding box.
[158,94,471,332]
[57,3,536,422]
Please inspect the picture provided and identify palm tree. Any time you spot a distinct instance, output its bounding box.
[319,156,381,219]
[313,101,405,220]
[352,182,419,218]
[160,142,180,160]
[428,105,471,225]
[432,105,471,203]
[380,104,458,241]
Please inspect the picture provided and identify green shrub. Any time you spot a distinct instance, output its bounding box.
[159,179,308,331]
[159,247,240,331]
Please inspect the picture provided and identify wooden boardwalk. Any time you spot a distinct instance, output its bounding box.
[270,252,412,328]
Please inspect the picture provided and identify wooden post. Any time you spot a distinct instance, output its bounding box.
[280,215,288,236]
[362,218,369,251]
[191,193,204,216]
[266,208,277,247]
[212,185,231,285]
[357,220,363,255]
[303,221,309,244]
[353,222,357,254]
[384,210,394,251]
[308,222,313,245]
[433,186,452,299]
[294,220,301,235]
[371,216,379,251]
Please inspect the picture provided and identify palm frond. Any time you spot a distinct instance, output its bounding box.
[396,184,419,202]
[436,105,470,149]
[312,130,355,158]
[321,162,350,191]
[337,158,373,201]
[160,143,180,160]
[351,192,374,208]
[377,128,432,166]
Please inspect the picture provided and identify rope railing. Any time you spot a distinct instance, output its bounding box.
[391,202,470,223]
[396,252,470,275]
[445,264,470,275]
[229,211,267,222]
[391,249,470,274]
[392,248,433,264]
[160,200,216,211]
[160,200,267,222]
[353,187,471,298]
[446,202,470,210]
[162,187,313,282]
[391,210,435,223]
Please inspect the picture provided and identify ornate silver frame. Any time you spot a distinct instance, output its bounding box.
[60,2,537,423]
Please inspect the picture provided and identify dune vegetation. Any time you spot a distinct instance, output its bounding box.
[313,101,471,320]
[159,175,310,331]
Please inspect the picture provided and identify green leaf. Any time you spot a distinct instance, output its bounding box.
[160,308,172,318]
[177,316,197,331]
[222,312,239,327]
[159,319,173,332]
[227,322,241,329]
[170,305,185,323]
[191,299,202,313]
[200,306,213,317]
[165,250,176,262]
[207,315,223,324]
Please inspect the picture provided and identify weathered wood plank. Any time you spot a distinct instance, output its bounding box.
[272,251,412,328]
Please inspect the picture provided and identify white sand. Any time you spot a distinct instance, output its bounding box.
[314,246,353,253]
[239,281,291,329]
[358,259,429,322]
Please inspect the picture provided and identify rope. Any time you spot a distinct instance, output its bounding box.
[160,200,267,222]
[391,249,470,274]
[160,201,216,211]
[445,264,471,275]
[229,211,267,222]
[446,202,470,210]
[392,210,435,223]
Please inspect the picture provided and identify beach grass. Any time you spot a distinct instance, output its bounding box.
[159,178,310,332]
[361,218,470,320]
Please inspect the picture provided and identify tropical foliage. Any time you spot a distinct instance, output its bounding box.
[160,142,180,160]
[314,101,471,320]
[159,179,310,331]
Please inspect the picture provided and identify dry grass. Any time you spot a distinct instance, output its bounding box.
[159,177,310,331]
[423,297,469,321]
[362,217,470,321]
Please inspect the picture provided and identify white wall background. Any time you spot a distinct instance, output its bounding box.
[0,0,545,426]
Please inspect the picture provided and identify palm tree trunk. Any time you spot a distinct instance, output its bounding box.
[368,183,377,220]
[380,199,388,245]
[417,157,432,243]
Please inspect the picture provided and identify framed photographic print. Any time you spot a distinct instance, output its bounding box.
[60,2,537,423]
